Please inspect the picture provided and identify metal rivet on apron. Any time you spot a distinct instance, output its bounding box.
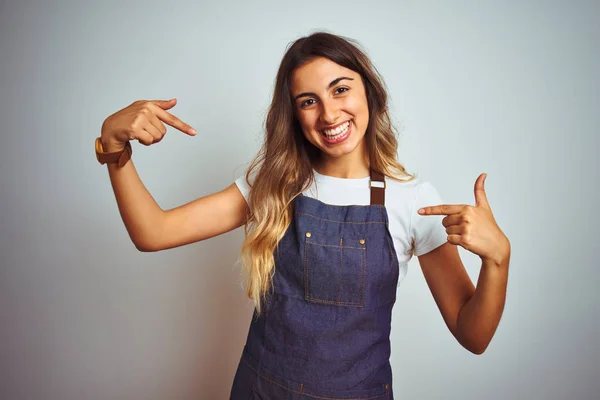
[359,239,365,245]
[306,232,311,238]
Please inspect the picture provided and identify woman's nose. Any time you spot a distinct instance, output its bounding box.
[319,99,340,125]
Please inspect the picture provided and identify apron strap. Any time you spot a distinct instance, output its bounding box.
[370,169,386,205]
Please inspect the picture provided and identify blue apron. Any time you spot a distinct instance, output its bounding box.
[230,170,399,399]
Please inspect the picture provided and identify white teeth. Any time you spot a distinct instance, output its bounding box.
[322,121,350,138]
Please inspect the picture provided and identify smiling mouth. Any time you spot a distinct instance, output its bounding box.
[320,120,351,139]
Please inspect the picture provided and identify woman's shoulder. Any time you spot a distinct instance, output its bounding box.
[384,173,424,192]
[384,174,442,209]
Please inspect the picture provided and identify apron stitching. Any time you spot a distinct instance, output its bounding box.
[305,298,364,306]
[304,239,366,307]
[306,241,364,250]
[297,212,385,225]
[304,237,309,300]
[338,238,343,304]
[243,357,386,400]
[361,247,366,306]
[383,223,400,275]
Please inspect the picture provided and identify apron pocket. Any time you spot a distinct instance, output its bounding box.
[303,233,366,307]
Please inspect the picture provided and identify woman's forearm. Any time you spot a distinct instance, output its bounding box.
[456,242,511,354]
[104,151,164,251]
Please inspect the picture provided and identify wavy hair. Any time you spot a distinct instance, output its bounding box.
[240,31,415,314]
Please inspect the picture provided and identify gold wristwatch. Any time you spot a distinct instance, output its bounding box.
[95,137,132,167]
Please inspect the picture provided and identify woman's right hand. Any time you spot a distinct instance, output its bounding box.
[100,98,196,152]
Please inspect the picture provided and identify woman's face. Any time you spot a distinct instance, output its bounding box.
[290,57,369,164]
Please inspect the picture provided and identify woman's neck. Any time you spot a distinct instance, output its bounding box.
[313,152,370,179]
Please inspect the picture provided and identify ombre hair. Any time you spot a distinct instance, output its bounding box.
[240,31,415,314]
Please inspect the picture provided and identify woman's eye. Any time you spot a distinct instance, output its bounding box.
[300,99,315,108]
[335,87,349,95]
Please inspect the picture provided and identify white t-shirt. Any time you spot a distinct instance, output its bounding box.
[234,170,448,286]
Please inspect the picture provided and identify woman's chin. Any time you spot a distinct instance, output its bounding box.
[318,137,365,160]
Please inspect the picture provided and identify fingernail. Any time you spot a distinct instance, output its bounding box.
[190,128,196,134]
[418,208,424,214]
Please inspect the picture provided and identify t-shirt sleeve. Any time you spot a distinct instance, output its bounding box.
[234,174,251,203]
[234,166,258,204]
[410,181,448,256]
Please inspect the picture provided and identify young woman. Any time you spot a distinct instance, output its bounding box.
[96,32,510,400]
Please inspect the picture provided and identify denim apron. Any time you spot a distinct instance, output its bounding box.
[230,170,399,400]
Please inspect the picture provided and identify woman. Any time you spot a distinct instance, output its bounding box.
[96,31,511,400]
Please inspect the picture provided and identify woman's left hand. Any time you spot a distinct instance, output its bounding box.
[418,173,510,265]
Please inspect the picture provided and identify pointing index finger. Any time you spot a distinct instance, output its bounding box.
[418,204,464,215]
[150,103,196,135]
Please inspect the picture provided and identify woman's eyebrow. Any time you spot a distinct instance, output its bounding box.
[293,77,354,101]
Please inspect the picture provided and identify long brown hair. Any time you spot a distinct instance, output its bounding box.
[240,31,415,314]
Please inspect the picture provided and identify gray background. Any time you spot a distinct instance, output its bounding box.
[1,1,598,399]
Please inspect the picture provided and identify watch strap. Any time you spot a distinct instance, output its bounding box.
[95,137,132,167]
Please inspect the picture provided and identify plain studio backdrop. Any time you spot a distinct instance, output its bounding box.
[1,1,598,399]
